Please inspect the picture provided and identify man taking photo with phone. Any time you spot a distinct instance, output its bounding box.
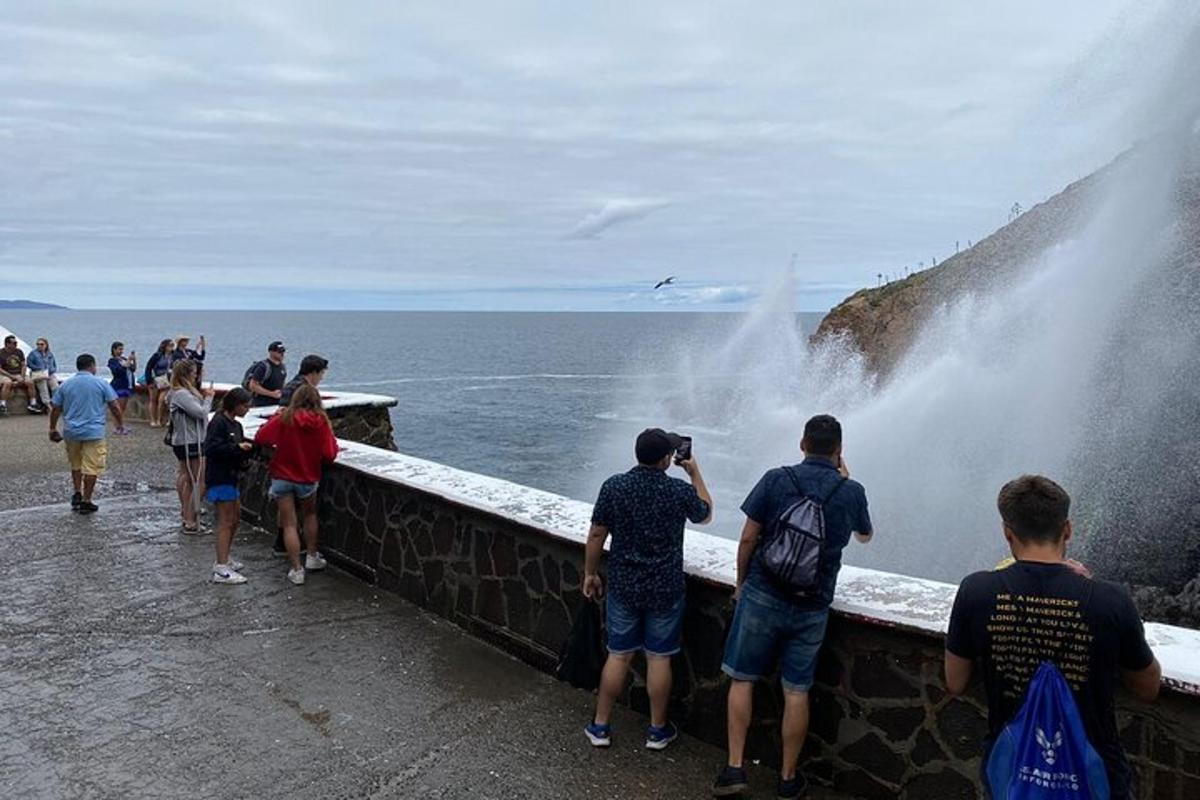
[582,428,713,752]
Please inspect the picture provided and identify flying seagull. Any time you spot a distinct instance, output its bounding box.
[654,276,676,290]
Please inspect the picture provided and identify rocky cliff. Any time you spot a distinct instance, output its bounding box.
[814,162,1110,376]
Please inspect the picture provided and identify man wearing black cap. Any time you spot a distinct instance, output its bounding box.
[244,341,288,407]
[582,428,713,752]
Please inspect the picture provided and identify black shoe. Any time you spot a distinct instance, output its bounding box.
[26,403,43,414]
[71,492,83,511]
[776,774,808,800]
[713,766,750,797]
[77,501,99,515]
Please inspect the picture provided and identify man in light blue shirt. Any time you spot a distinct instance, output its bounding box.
[49,354,123,515]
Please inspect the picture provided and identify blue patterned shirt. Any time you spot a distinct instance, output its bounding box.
[592,466,710,610]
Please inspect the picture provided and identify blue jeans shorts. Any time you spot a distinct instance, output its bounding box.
[205,484,239,503]
[721,577,830,693]
[606,593,685,658]
[269,479,318,500]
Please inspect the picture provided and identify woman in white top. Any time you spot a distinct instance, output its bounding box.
[168,360,213,533]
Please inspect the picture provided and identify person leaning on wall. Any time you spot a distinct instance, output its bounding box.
[944,475,1161,799]
[714,414,873,800]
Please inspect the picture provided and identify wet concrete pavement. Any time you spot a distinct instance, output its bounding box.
[0,414,849,799]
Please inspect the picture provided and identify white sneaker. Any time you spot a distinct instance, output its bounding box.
[305,552,327,571]
[212,564,248,584]
[287,567,306,585]
[227,558,244,571]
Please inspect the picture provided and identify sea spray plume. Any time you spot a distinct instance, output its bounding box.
[598,4,1200,589]
[837,12,1200,583]
[597,270,872,531]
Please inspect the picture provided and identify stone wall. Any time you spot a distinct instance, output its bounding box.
[237,457,1200,799]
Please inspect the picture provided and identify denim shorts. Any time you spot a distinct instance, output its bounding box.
[205,484,239,503]
[606,593,685,657]
[269,478,318,500]
[721,577,830,693]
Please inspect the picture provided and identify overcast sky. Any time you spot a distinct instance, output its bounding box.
[0,1,1185,310]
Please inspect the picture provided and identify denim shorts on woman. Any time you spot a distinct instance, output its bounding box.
[205,484,239,503]
[605,593,685,657]
[269,479,318,499]
[721,577,830,693]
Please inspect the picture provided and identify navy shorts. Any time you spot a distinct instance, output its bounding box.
[721,577,829,693]
[606,593,685,657]
[205,485,239,503]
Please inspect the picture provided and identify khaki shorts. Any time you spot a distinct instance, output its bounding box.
[0,373,21,385]
[65,439,108,476]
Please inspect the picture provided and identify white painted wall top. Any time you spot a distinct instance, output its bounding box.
[239,406,1200,698]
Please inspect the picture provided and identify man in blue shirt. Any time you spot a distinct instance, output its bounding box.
[582,428,713,751]
[48,354,124,515]
[714,415,873,799]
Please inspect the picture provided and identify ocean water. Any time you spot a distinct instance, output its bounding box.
[1,309,822,511]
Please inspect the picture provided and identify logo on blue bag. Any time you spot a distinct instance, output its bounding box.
[1037,728,1064,765]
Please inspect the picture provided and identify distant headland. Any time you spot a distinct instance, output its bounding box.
[0,299,68,310]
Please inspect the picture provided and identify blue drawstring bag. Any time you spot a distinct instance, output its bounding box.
[986,661,1110,799]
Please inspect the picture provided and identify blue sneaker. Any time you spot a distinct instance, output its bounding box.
[645,721,679,750]
[776,773,808,799]
[712,765,749,796]
[584,721,611,747]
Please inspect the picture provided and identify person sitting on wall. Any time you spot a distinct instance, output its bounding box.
[245,341,288,407]
[27,337,60,414]
[944,475,1161,800]
[714,414,873,800]
[582,428,713,752]
[0,334,43,414]
[279,354,329,406]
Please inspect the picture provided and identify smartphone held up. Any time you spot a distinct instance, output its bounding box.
[673,435,693,465]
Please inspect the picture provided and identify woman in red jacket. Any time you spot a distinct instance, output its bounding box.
[254,383,339,585]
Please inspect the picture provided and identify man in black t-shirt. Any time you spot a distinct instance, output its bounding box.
[945,475,1161,799]
[246,341,287,407]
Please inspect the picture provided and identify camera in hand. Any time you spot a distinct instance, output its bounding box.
[674,436,693,464]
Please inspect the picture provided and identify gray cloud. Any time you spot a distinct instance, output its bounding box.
[566,199,670,239]
[0,0,1191,310]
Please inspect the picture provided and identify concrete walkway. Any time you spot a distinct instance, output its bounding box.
[0,415,850,799]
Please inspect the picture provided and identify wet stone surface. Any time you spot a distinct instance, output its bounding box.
[0,412,850,799]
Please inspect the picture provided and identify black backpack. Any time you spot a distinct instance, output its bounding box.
[758,468,846,598]
[555,600,606,691]
[241,359,270,390]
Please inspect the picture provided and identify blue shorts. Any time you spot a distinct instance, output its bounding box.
[721,577,830,693]
[606,593,685,657]
[115,389,133,398]
[269,479,318,500]
[205,485,239,503]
